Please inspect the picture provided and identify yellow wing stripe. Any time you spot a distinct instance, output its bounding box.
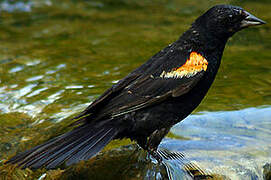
[160,52,208,79]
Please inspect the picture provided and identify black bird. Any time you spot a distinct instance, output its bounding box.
[6,5,265,169]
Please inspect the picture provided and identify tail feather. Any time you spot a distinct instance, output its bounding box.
[65,127,117,166]
[43,127,115,169]
[8,124,90,165]
[13,124,92,167]
[6,123,119,169]
[25,128,100,169]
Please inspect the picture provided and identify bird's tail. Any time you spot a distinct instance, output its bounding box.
[5,122,120,169]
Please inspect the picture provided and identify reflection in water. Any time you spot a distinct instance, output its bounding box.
[157,149,213,180]
[13,84,37,99]
[0,1,32,12]
[9,66,24,73]
[1,107,265,180]
[46,145,213,180]
[0,0,270,179]
[25,75,44,82]
[0,84,64,118]
[166,107,271,179]
[26,87,48,97]
[1,68,271,179]
[65,85,84,89]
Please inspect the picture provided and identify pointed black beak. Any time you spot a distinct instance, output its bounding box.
[240,11,266,28]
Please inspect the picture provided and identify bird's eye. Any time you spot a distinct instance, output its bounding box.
[233,8,243,15]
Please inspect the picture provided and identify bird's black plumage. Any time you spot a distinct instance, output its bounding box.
[6,4,266,169]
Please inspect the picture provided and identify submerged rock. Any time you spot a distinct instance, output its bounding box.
[263,163,271,180]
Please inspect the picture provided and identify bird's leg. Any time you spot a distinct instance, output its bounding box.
[136,136,148,150]
[146,127,170,163]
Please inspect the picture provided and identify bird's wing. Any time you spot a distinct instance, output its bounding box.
[73,51,208,122]
[95,71,205,120]
[72,45,171,121]
[71,73,141,121]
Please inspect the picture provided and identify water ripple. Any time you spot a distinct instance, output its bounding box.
[163,106,271,179]
[9,66,24,73]
[25,75,44,82]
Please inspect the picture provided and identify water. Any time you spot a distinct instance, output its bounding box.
[0,0,270,179]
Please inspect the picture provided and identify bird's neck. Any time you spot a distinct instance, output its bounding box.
[175,25,230,83]
[177,26,228,59]
[176,25,229,72]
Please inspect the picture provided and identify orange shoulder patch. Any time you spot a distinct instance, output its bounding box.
[160,52,208,79]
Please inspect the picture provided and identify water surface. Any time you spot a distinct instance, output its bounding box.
[0,0,270,179]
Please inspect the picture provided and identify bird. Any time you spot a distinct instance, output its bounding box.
[6,4,265,169]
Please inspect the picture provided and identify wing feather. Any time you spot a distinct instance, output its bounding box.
[72,49,207,124]
[91,71,205,120]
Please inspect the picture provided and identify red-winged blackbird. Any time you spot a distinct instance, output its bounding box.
[6,5,265,169]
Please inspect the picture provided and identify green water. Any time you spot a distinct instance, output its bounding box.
[0,0,270,179]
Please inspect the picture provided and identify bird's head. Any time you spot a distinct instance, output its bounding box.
[194,5,266,40]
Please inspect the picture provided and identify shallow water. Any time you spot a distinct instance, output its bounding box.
[0,0,270,179]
